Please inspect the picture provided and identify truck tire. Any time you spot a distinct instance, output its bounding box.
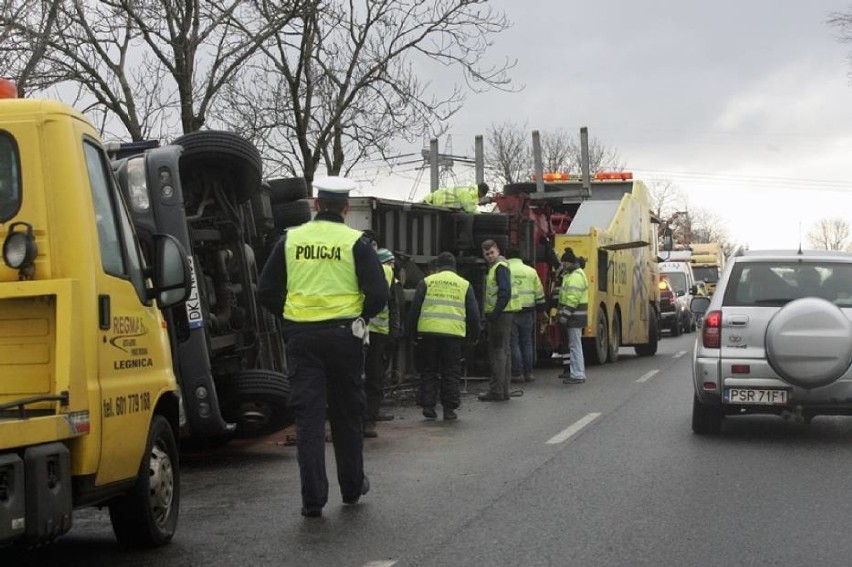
[108,415,179,548]
[218,369,294,438]
[607,311,621,363]
[473,213,509,234]
[173,130,262,204]
[272,199,312,230]
[583,309,608,365]
[268,177,308,204]
[635,310,659,357]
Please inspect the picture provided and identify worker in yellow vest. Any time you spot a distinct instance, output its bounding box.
[408,252,480,420]
[557,248,589,384]
[363,248,402,438]
[478,239,521,401]
[507,249,546,383]
[257,176,387,518]
[421,183,489,213]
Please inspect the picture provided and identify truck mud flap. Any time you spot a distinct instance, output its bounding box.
[0,453,25,543]
[24,443,72,543]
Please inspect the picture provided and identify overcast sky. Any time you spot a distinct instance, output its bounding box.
[362,0,852,251]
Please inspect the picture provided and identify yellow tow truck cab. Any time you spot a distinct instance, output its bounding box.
[689,242,725,295]
[0,83,190,548]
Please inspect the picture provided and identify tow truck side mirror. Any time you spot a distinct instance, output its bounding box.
[152,233,191,307]
[661,227,674,252]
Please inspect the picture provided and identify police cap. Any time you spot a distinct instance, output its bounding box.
[314,176,356,199]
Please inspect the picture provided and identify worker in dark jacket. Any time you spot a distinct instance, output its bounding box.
[408,252,480,420]
[478,239,521,401]
[363,248,402,438]
[257,176,387,518]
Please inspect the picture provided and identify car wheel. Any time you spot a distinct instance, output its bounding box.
[109,415,179,548]
[607,311,621,363]
[691,395,723,435]
[671,315,682,337]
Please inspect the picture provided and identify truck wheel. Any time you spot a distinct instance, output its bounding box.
[692,394,723,434]
[268,177,308,204]
[173,130,262,203]
[607,312,621,363]
[584,309,608,365]
[473,213,509,234]
[218,370,294,438]
[109,415,179,548]
[635,311,658,357]
[272,199,312,230]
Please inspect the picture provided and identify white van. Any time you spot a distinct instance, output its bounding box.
[660,260,697,334]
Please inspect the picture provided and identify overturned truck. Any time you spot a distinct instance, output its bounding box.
[109,132,310,442]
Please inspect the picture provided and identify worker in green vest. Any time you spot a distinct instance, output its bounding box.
[478,239,522,401]
[557,248,589,384]
[363,248,402,438]
[408,252,480,420]
[507,249,546,383]
[257,176,387,518]
[421,183,489,213]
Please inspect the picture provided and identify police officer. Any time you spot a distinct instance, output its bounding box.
[257,176,387,518]
[478,239,521,401]
[557,248,589,384]
[507,249,546,382]
[409,252,480,420]
[421,183,489,213]
[363,248,401,438]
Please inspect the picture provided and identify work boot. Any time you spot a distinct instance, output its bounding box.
[562,376,586,385]
[422,407,437,419]
[558,371,571,381]
[343,475,370,505]
[511,372,523,383]
[301,506,322,518]
[363,421,378,438]
[524,373,535,382]
[443,408,458,421]
[478,392,507,402]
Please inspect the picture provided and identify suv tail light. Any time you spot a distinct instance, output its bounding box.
[702,310,722,348]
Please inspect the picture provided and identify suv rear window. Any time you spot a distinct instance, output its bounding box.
[723,261,852,307]
[0,131,21,222]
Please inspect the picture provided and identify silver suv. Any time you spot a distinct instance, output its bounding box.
[689,250,852,434]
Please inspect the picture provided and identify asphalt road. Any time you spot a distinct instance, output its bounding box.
[8,330,852,566]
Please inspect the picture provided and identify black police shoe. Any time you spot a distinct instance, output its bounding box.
[422,407,437,419]
[344,475,370,505]
[301,506,322,518]
[363,421,378,438]
[443,408,458,421]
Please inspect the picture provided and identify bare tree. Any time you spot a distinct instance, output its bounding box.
[690,207,736,258]
[484,121,529,186]
[647,177,685,218]
[216,0,516,187]
[807,217,851,251]
[0,0,62,97]
[483,123,624,189]
[1,0,300,140]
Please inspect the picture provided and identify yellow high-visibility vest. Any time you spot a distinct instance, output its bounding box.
[508,258,545,309]
[485,259,521,314]
[417,270,470,337]
[368,264,394,334]
[283,220,364,322]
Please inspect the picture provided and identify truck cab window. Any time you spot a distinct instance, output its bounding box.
[0,131,21,222]
[84,140,147,301]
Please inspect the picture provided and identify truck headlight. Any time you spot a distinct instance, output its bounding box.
[127,157,150,212]
[3,221,37,270]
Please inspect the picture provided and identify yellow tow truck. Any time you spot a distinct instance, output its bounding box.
[0,80,190,547]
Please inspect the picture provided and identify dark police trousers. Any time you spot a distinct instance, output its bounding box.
[364,333,392,422]
[286,324,366,509]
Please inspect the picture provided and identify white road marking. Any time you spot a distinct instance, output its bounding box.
[546,412,602,445]
[363,561,397,567]
[637,369,659,383]
[673,350,688,359]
